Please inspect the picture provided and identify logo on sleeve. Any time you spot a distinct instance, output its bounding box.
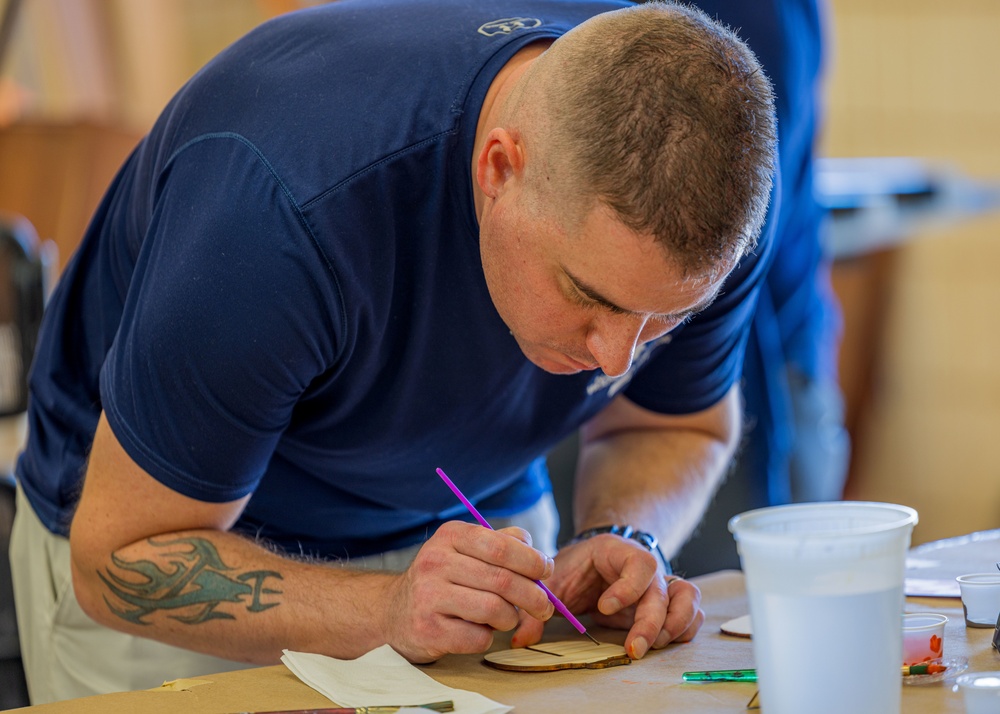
[478,17,542,36]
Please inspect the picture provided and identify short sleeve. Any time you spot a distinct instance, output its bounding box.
[101,135,342,502]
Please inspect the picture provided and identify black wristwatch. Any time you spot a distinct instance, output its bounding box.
[570,524,673,575]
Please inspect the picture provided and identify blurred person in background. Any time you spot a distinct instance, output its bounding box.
[671,0,850,576]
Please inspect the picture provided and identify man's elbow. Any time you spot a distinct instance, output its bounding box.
[68,530,120,629]
[706,384,744,458]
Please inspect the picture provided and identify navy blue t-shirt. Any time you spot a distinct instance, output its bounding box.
[17,0,773,557]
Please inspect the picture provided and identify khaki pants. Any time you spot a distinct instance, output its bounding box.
[10,485,558,705]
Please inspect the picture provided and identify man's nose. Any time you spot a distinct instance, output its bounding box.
[585,314,647,378]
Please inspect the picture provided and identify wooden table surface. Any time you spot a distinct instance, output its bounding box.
[11,557,996,714]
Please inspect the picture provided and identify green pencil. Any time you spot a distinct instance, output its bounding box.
[682,669,758,682]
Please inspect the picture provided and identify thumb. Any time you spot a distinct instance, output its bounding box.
[510,609,545,649]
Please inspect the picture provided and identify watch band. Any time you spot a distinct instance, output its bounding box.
[570,524,673,575]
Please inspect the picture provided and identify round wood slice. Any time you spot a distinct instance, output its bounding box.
[483,641,631,672]
[720,614,753,638]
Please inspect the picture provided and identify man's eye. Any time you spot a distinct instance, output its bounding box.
[575,290,629,315]
[568,287,597,309]
[646,314,690,335]
[652,313,681,327]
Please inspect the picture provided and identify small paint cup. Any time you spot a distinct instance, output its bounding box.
[954,672,1000,714]
[902,613,947,666]
[956,573,1000,628]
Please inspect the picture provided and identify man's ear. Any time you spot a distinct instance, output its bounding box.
[476,127,525,200]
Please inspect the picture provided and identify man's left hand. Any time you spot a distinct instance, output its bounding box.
[511,533,704,658]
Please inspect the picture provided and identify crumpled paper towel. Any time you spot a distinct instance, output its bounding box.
[281,646,512,714]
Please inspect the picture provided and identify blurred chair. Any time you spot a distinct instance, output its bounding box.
[0,469,27,709]
[0,212,47,710]
[0,118,136,708]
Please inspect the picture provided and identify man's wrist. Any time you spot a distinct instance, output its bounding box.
[569,524,673,575]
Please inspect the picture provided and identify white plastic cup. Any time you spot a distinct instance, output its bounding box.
[901,612,947,665]
[954,672,1000,714]
[955,573,1000,628]
[729,502,918,714]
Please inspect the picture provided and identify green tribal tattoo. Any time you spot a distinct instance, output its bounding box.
[98,536,283,625]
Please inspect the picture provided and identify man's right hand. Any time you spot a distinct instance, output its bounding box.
[382,521,556,662]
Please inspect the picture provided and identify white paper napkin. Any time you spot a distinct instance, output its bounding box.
[281,646,512,714]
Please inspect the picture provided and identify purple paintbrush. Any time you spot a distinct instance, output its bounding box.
[435,467,601,646]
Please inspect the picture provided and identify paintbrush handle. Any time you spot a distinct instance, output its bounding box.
[533,579,590,636]
[236,705,453,714]
[234,709,388,714]
[236,700,453,714]
[435,468,591,637]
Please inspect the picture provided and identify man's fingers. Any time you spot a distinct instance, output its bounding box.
[409,540,555,622]
[430,582,524,633]
[447,561,553,622]
[673,606,705,644]
[587,539,659,615]
[519,537,707,663]
[622,579,668,659]
[403,521,559,632]
[511,609,546,649]
[442,521,554,580]
[401,610,497,661]
[591,606,638,630]
[658,578,703,644]
[496,525,534,547]
[387,520,563,661]
[635,578,705,654]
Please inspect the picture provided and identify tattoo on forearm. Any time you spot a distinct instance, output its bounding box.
[98,536,283,625]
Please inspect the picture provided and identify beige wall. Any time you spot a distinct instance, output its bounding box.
[1,0,283,132]
[825,0,1000,544]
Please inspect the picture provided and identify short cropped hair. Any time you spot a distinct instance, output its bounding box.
[518,1,777,275]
